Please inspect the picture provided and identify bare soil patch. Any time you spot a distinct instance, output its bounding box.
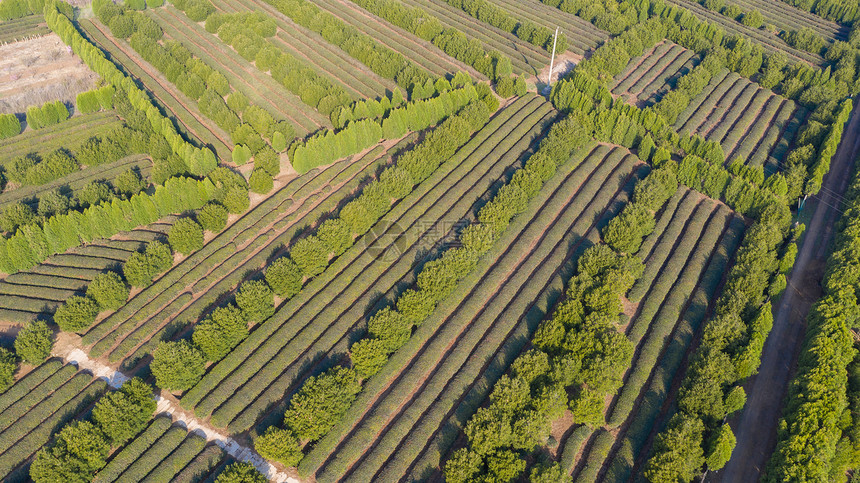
[532,51,582,94]
[0,33,99,115]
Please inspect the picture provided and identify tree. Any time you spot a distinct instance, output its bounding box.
[215,462,267,483]
[530,463,572,483]
[168,217,204,255]
[76,181,113,208]
[706,423,736,471]
[198,202,228,233]
[283,366,362,441]
[254,427,302,466]
[113,168,146,199]
[0,113,20,140]
[222,186,250,214]
[350,338,388,378]
[54,296,100,332]
[265,256,303,299]
[235,279,274,323]
[367,307,411,353]
[86,271,129,311]
[91,378,156,446]
[445,448,483,483]
[30,421,109,483]
[0,347,16,392]
[14,320,53,364]
[193,304,248,361]
[38,189,71,217]
[317,218,353,256]
[644,414,706,483]
[150,340,206,392]
[249,168,273,194]
[290,235,328,276]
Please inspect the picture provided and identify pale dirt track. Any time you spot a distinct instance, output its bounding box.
[710,100,860,482]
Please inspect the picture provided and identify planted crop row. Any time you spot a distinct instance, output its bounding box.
[0,360,63,414]
[142,431,207,482]
[0,14,49,43]
[93,416,173,483]
[152,6,330,131]
[662,0,823,64]
[721,92,780,160]
[672,68,730,129]
[0,378,106,480]
[78,19,233,162]
[179,96,546,417]
[304,0,479,80]
[0,111,120,160]
[602,215,745,482]
[395,0,549,74]
[80,161,336,349]
[199,100,555,431]
[627,45,687,97]
[732,0,847,41]
[108,138,405,366]
[485,0,607,54]
[698,82,756,138]
[612,42,675,95]
[112,425,187,481]
[0,370,89,445]
[638,50,700,103]
[755,103,804,168]
[209,0,393,100]
[169,443,226,483]
[710,87,770,146]
[319,149,645,483]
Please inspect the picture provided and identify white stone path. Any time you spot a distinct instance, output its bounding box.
[62,348,297,483]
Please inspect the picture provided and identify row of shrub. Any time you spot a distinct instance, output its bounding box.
[202,11,353,117]
[46,1,217,176]
[290,85,480,173]
[25,100,69,130]
[347,0,513,82]
[442,0,567,53]
[0,113,20,140]
[780,0,859,24]
[700,0,765,29]
[29,378,157,482]
[265,0,431,88]
[442,148,680,483]
[254,109,597,471]
[0,0,69,21]
[75,85,115,114]
[150,101,490,398]
[330,87,405,130]
[763,152,860,481]
[0,175,216,273]
[643,201,796,481]
[0,319,54,393]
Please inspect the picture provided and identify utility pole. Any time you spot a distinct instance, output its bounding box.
[547,27,559,87]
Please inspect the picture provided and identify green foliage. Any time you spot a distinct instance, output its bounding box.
[350,338,388,378]
[317,218,353,257]
[235,279,274,323]
[706,423,736,471]
[283,366,362,441]
[151,340,206,392]
[254,427,302,467]
[54,295,100,332]
[30,421,109,483]
[602,203,657,254]
[123,241,173,287]
[14,320,53,364]
[644,414,706,483]
[0,113,20,140]
[168,217,204,255]
[264,256,303,299]
[193,304,248,361]
[290,235,329,277]
[0,348,16,392]
[76,181,114,209]
[198,202,228,233]
[215,462,267,483]
[113,168,146,199]
[91,378,156,446]
[248,168,273,194]
[86,271,129,312]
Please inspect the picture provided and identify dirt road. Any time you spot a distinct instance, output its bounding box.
[711,101,860,482]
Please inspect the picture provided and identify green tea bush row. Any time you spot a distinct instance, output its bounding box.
[264,0,431,88]
[644,200,794,480]
[170,443,225,483]
[46,2,217,176]
[0,176,215,274]
[765,152,860,481]
[30,378,158,482]
[92,416,171,482]
[156,101,490,398]
[441,0,568,53]
[0,378,106,479]
[0,364,77,432]
[112,425,187,480]
[442,150,678,482]
[142,432,206,482]
[0,359,62,414]
[349,0,513,82]
[257,112,594,469]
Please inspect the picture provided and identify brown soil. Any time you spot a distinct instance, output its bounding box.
[0,33,99,115]
[531,50,581,94]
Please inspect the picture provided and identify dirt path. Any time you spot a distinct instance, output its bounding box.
[710,101,860,482]
[53,339,299,483]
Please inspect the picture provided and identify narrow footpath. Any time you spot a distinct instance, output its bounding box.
[58,347,296,483]
[711,101,860,482]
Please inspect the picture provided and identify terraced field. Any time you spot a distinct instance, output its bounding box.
[673,71,806,172]
[612,42,702,105]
